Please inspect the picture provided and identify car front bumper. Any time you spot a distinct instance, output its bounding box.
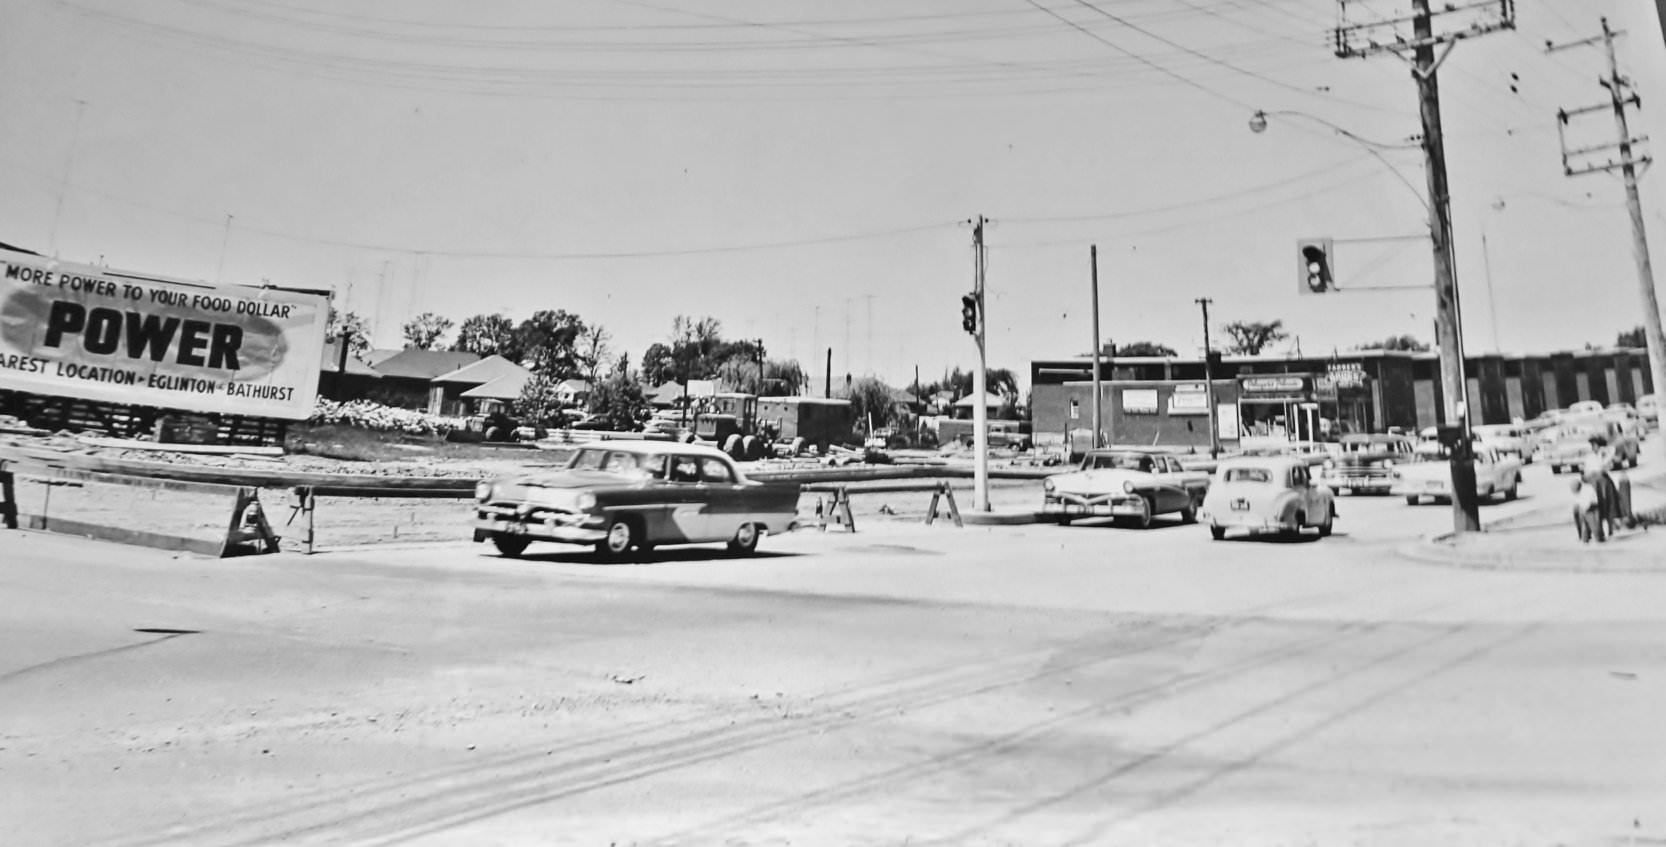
[1322,474,1393,493]
[474,505,607,544]
[1043,494,1146,518]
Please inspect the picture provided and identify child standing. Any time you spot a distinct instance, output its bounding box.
[1573,478,1605,543]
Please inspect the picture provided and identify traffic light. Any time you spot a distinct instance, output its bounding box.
[961,292,979,335]
[1297,238,1335,293]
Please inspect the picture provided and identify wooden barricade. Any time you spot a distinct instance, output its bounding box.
[0,463,280,557]
[800,480,964,533]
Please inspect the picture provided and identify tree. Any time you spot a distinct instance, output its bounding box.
[1223,320,1289,356]
[1113,341,1178,357]
[516,309,588,378]
[845,377,900,433]
[576,324,611,387]
[1618,326,1647,348]
[453,313,521,361]
[640,342,676,386]
[1355,334,1430,352]
[401,312,454,350]
[588,355,652,431]
[327,309,372,356]
[513,373,563,426]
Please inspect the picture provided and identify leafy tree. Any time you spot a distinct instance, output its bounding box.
[576,324,611,387]
[938,366,1020,403]
[401,312,454,350]
[453,313,521,361]
[1355,334,1430,352]
[516,309,588,378]
[1113,341,1178,357]
[513,373,563,426]
[588,355,652,431]
[326,309,371,356]
[845,376,901,433]
[1618,326,1647,348]
[1222,320,1289,356]
[762,359,806,396]
[640,342,676,386]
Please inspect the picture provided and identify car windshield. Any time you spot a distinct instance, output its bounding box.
[565,448,662,478]
[1223,467,1273,484]
[1083,453,1155,472]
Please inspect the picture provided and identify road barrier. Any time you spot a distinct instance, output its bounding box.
[800,480,963,532]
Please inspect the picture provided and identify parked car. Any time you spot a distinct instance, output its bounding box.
[1637,394,1658,428]
[1040,447,1211,528]
[1602,407,1647,442]
[1471,423,1531,463]
[1391,445,1523,504]
[1537,415,1640,474]
[1199,456,1337,541]
[1319,433,1417,494]
[1240,440,1339,467]
[1567,400,1604,414]
[472,441,800,560]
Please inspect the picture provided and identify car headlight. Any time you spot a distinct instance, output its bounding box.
[1382,459,1395,470]
[1042,478,1055,493]
[1123,480,1135,493]
[1322,459,1335,471]
[475,481,494,503]
[574,492,597,511]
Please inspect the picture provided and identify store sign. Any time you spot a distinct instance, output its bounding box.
[1327,362,1366,388]
[1167,391,1209,415]
[0,249,328,419]
[1241,376,1306,394]
[1314,377,1339,401]
[1217,403,1240,440]
[1122,388,1159,414]
[1173,382,1206,393]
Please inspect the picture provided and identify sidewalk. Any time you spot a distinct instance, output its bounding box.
[1402,467,1666,573]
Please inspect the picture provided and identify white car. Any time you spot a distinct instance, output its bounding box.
[1568,400,1604,414]
[1041,448,1211,528]
[1390,446,1523,504]
[1471,424,1531,463]
[1637,394,1658,428]
[1200,456,1337,541]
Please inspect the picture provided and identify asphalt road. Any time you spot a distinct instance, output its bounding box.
[3,459,1664,846]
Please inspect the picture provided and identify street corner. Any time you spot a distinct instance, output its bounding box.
[1398,520,1666,574]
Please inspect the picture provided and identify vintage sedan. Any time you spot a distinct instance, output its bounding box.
[473,441,800,560]
[1391,445,1523,504]
[1199,456,1337,540]
[1319,433,1417,494]
[1041,448,1211,528]
[1538,415,1639,473]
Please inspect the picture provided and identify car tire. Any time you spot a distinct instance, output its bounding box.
[1318,506,1334,537]
[1179,499,1199,524]
[492,534,530,558]
[1210,525,1227,541]
[1131,496,1154,529]
[596,517,636,562]
[741,435,761,461]
[1630,453,1640,469]
[727,522,760,555]
[1505,478,1520,501]
[1284,511,1305,540]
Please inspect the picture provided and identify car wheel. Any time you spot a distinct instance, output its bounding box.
[1318,506,1334,537]
[1505,478,1520,501]
[1209,525,1227,541]
[1283,511,1306,540]
[492,534,530,558]
[727,522,760,555]
[596,517,636,561]
[1179,498,1199,525]
[1130,496,1154,529]
[741,435,761,461]
[1630,453,1640,469]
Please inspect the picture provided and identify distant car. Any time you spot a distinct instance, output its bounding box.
[473,441,800,560]
[1041,448,1211,528]
[1567,400,1604,415]
[1200,456,1337,541]
[1320,433,1417,494]
[1538,416,1640,473]
[1602,407,1648,442]
[1637,394,1658,428]
[1240,441,1339,467]
[1471,424,1531,463]
[1391,445,1523,504]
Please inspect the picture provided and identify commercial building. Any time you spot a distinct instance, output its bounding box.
[1030,348,1653,452]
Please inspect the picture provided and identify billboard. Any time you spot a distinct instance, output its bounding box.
[0,249,328,420]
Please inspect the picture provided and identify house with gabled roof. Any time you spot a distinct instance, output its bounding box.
[429,355,532,415]
[367,349,482,410]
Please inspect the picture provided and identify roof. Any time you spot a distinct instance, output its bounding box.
[460,372,533,400]
[557,379,591,392]
[953,392,1008,408]
[433,355,530,386]
[563,440,733,460]
[318,339,381,377]
[372,349,482,380]
[647,381,690,404]
[363,348,405,366]
[1215,455,1307,471]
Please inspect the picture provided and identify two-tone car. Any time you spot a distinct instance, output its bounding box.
[1319,433,1417,494]
[1390,445,1523,504]
[473,441,800,560]
[1041,448,1211,528]
[1200,456,1337,540]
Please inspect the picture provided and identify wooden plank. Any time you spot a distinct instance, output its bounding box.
[19,514,227,557]
[75,436,286,457]
[9,465,242,497]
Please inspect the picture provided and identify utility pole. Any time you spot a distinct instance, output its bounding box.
[1195,297,1221,458]
[1550,18,1666,461]
[1335,0,1512,535]
[971,216,990,512]
[1089,245,1104,450]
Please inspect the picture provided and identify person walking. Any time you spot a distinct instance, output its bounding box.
[1573,478,1605,543]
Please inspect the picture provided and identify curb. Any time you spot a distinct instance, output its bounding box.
[959,510,1048,526]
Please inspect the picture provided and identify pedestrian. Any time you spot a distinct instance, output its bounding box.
[1582,436,1621,536]
[1572,478,1605,543]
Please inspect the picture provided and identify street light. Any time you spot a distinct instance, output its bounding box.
[1480,198,1507,354]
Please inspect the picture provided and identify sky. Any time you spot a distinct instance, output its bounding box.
[5,0,1666,394]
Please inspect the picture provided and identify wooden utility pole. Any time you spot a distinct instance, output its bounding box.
[1550,19,1666,461]
[1195,297,1220,458]
[971,216,990,512]
[1089,245,1103,450]
[1335,0,1513,535]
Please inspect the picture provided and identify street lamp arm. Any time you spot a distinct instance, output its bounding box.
[1250,109,1422,151]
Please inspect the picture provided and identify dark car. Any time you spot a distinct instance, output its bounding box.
[473,441,800,560]
[1319,433,1416,494]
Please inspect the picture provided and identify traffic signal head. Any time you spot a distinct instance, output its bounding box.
[1298,238,1335,293]
[961,292,979,334]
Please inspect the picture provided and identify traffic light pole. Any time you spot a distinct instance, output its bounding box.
[972,216,990,512]
[1089,245,1103,450]
[1411,0,1481,534]
[1195,297,1220,458]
